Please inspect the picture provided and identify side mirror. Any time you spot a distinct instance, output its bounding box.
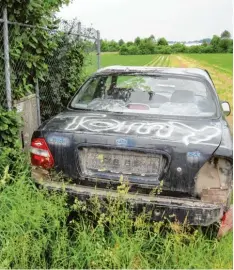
[221,101,231,116]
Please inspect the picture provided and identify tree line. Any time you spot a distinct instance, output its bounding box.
[101,30,233,55]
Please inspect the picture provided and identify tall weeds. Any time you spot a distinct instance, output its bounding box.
[0,162,232,269]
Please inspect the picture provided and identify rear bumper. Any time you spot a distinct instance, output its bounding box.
[32,167,223,226]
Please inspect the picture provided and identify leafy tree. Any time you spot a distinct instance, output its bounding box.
[149,35,156,42]
[118,39,125,46]
[200,45,213,53]
[127,45,140,55]
[101,39,119,52]
[119,44,129,55]
[155,45,172,54]
[134,37,141,46]
[219,38,232,52]
[187,45,201,53]
[137,37,155,54]
[221,30,231,39]
[171,43,187,53]
[157,37,168,46]
[101,39,109,52]
[108,40,119,52]
[126,41,134,46]
[210,35,221,52]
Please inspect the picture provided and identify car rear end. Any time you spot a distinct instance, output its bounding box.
[31,67,233,227]
[30,126,230,227]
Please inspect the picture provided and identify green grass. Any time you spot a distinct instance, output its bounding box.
[101,53,156,67]
[185,53,233,75]
[85,53,174,75]
[85,53,163,74]
[0,168,233,269]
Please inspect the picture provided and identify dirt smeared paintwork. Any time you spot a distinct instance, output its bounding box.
[31,66,233,226]
[32,167,223,226]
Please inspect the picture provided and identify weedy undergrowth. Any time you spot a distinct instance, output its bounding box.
[0,166,232,269]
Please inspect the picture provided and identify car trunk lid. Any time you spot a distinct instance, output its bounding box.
[43,111,222,190]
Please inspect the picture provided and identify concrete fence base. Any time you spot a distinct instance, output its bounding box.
[14,94,38,149]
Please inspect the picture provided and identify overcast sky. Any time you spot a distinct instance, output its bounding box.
[58,0,233,41]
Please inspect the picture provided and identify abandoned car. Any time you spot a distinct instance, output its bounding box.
[31,66,233,227]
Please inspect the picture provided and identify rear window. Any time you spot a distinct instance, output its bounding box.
[70,74,217,117]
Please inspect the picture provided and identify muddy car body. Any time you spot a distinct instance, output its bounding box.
[31,66,233,226]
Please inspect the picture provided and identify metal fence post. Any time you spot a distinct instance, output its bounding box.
[97,30,101,69]
[35,79,41,126]
[3,7,12,110]
[78,21,81,40]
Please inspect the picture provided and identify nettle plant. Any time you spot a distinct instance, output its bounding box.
[0,109,21,148]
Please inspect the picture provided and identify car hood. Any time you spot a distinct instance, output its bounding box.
[42,110,222,148]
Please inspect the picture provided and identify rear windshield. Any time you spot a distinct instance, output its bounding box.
[70,74,217,117]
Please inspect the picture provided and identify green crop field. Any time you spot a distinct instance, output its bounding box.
[97,53,233,74]
[85,53,158,74]
[185,53,233,75]
[101,53,170,68]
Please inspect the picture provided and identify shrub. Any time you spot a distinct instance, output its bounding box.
[171,43,187,53]
[199,45,214,53]
[0,109,23,179]
[187,45,201,53]
[155,45,172,54]
[127,45,140,55]
[119,44,129,55]
[219,39,233,53]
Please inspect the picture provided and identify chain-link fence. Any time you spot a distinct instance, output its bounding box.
[0,7,101,124]
[38,19,100,122]
[0,19,5,108]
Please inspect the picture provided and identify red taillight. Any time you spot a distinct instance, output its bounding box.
[30,138,54,169]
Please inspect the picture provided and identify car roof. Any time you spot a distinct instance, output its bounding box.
[95,65,213,82]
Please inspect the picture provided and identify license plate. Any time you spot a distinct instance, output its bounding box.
[79,148,163,176]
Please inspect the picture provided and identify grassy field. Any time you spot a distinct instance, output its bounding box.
[85,53,157,74]
[0,53,233,268]
[185,53,233,75]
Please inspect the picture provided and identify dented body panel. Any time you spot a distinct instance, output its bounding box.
[31,66,233,226]
[32,167,223,226]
